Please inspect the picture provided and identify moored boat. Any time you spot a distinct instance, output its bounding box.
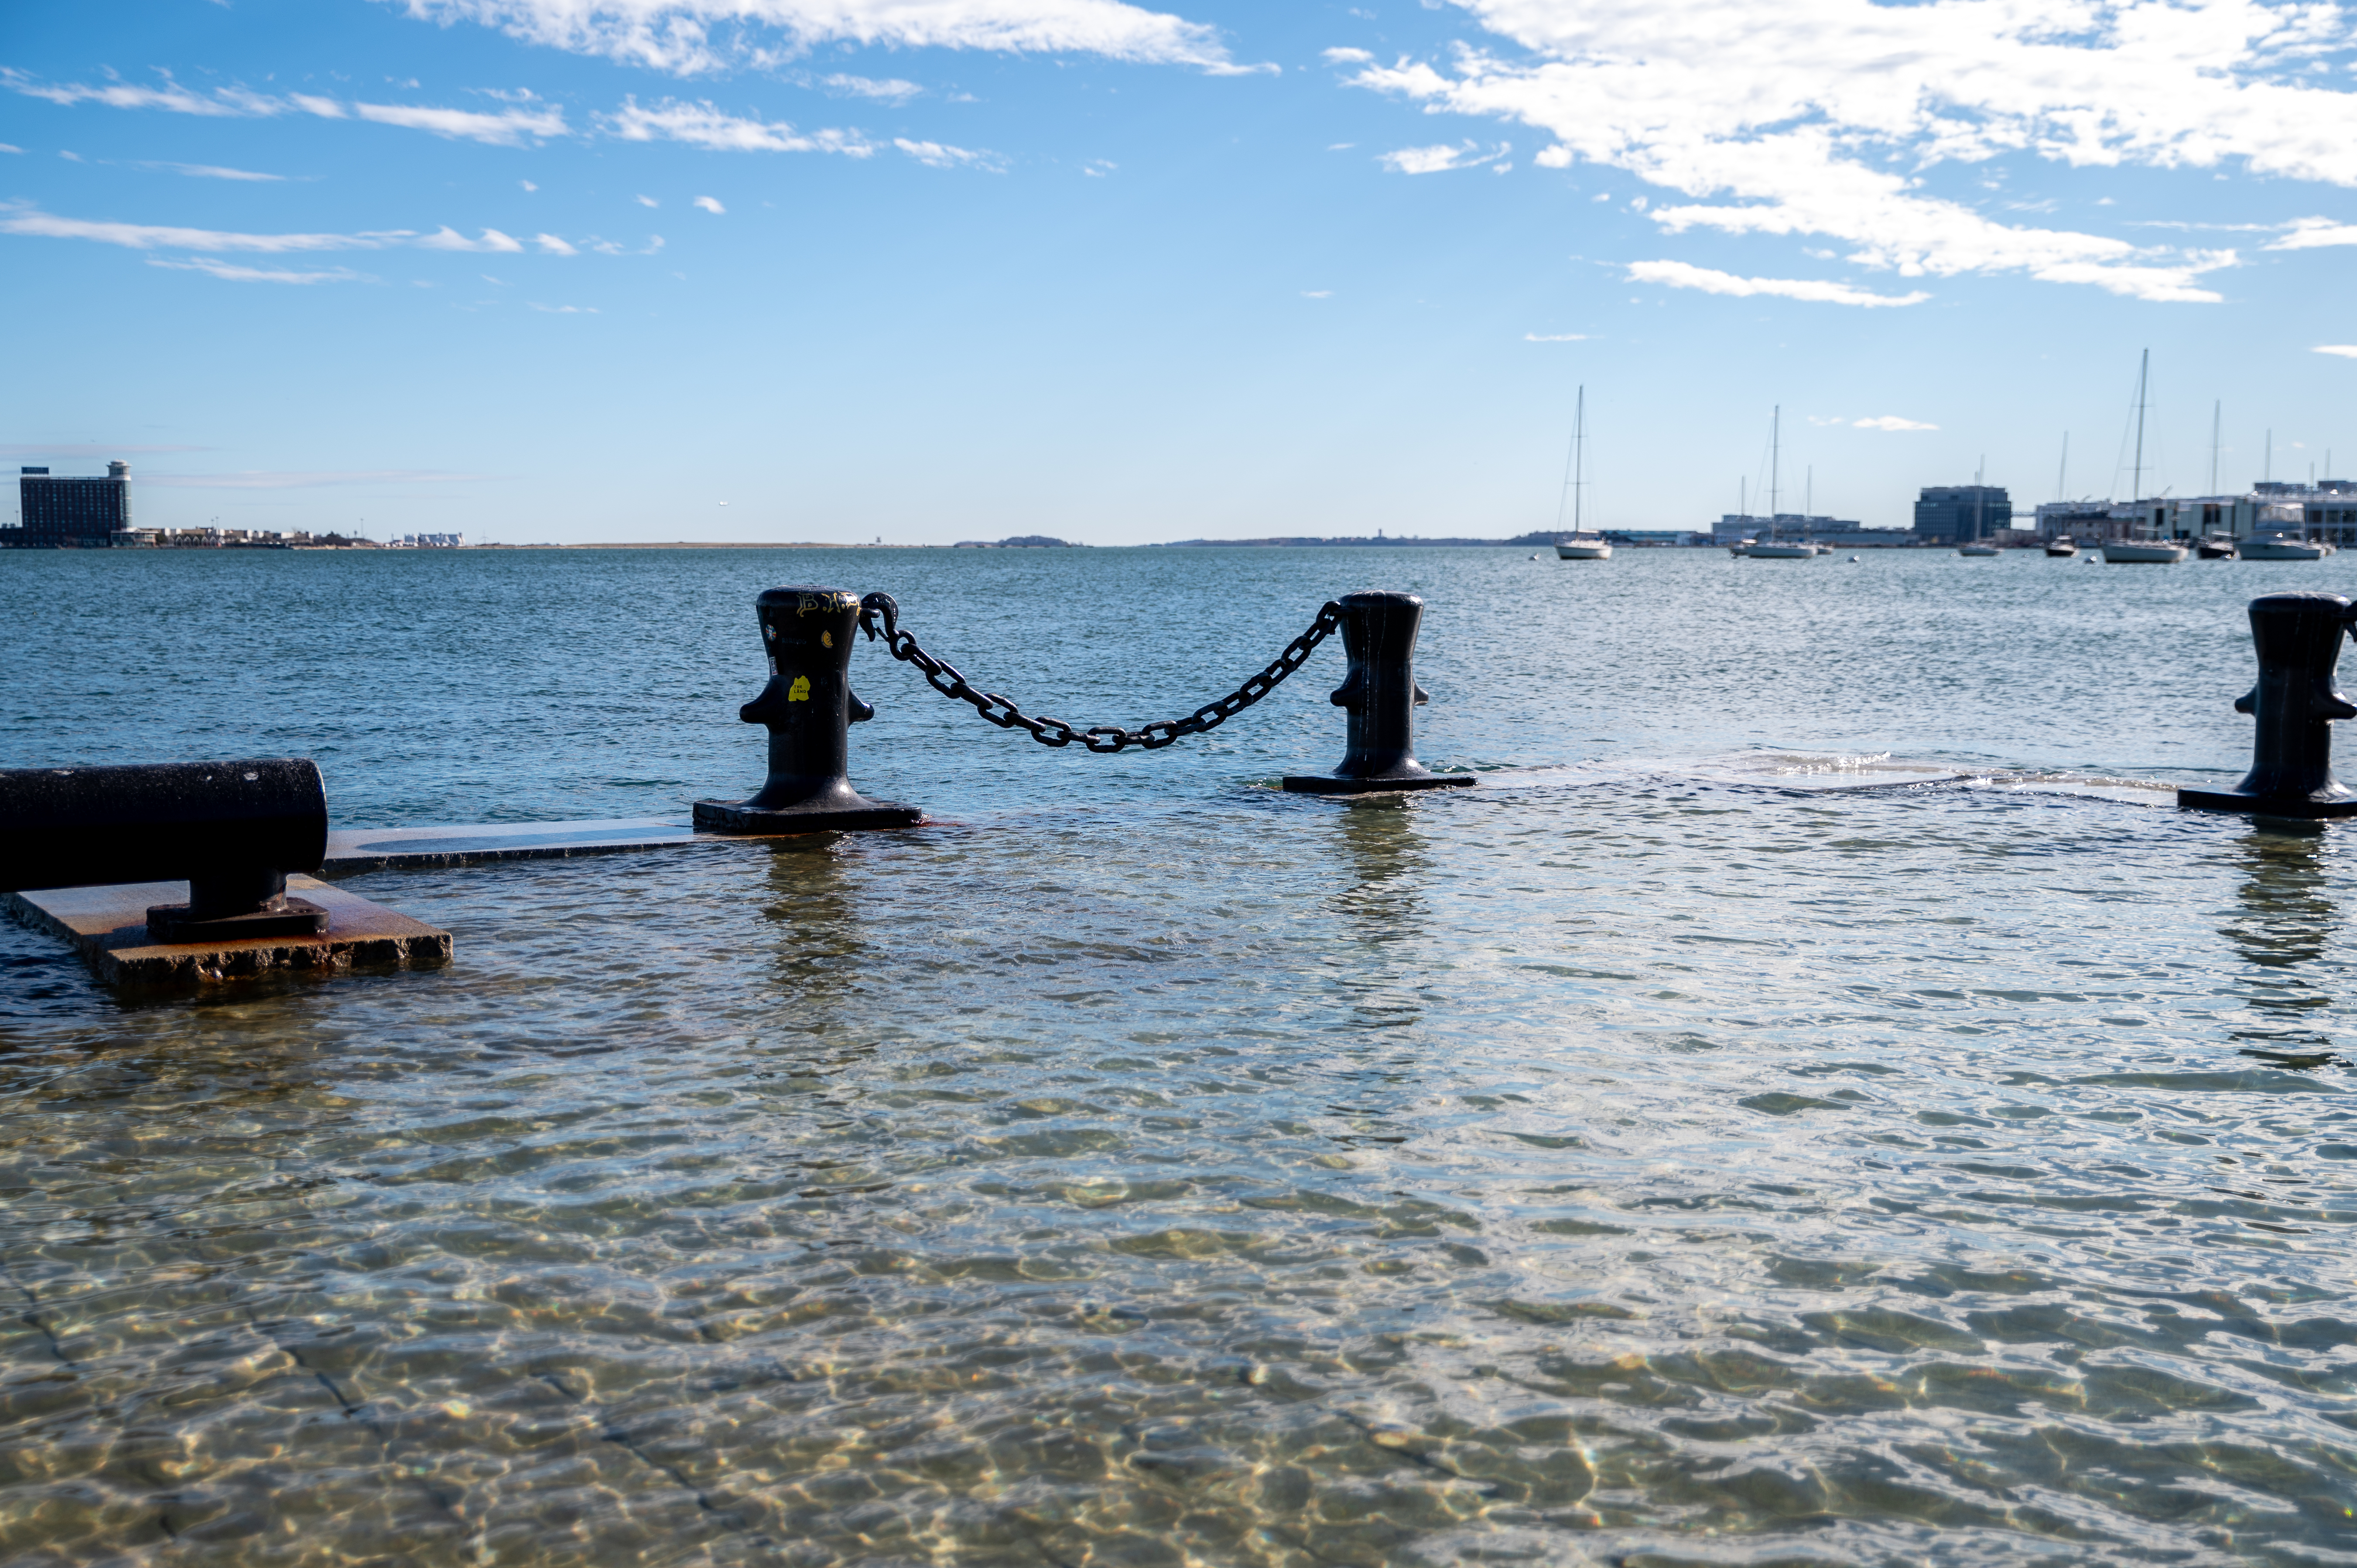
[1958,543,2000,557]
[1739,407,1816,559]
[2100,351,2186,565]
[2103,540,2190,564]
[2240,536,2333,561]
[1549,386,1613,561]
[2045,538,2078,557]
[2196,536,2235,560]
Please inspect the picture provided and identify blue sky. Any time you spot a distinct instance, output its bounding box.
[4,0,2356,542]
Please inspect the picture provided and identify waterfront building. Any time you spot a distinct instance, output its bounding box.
[1913,485,2011,544]
[2256,480,2357,547]
[2033,502,2130,544]
[5,461,131,548]
[1711,512,1873,544]
[1601,529,1715,547]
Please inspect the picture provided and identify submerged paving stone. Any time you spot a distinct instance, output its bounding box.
[3,875,450,987]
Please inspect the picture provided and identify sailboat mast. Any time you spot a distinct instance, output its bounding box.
[2056,432,2069,502]
[1554,389,1579,534]
[1976,455,1985,542]
[1769,407,1781,526]
[2210,400,2220,495]
[1573,385,1584,534]
[2132,348,2148,504]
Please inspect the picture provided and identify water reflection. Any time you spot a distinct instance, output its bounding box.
[2223,825,2341,1042]
[1325,798,1429,943]
[756,835,866,1025]
[2224,825,2336,968]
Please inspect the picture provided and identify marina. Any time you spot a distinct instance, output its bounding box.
[5,544,2356,1563]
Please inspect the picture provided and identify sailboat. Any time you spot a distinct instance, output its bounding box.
[2103,350,2189,564]
[1744,407,1816,558]
[1553,386,1613,560]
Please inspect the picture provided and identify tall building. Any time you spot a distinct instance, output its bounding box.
[11,461,132,548]
[1913,485,2010,543]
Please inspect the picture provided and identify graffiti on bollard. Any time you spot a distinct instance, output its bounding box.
[694,587,923,834]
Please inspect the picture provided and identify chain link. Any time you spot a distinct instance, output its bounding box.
[857,592,1343,753]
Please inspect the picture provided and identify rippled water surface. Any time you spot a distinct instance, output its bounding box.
[4,547,2356,1567]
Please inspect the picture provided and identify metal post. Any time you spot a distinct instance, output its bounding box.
[1281,591,1475,796]
[0,758,332,939]
[694,586,922,833]
[2180,592,2357,818]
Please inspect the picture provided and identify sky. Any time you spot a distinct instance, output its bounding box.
[4,0,2356,543]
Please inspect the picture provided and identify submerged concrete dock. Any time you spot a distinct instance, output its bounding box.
[5,874,451,987]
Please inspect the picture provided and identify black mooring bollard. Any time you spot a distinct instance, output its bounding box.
[0,758,331,939]
[2180,592,2357,818]
[1281,590,1476,795]
[693,586,923,833]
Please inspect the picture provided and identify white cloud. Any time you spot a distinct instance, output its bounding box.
[1524,331,1586,340]
[2271,218,2357,250]
[894,137,1001,169]
[147,257,375,284]
[1324,47,1375,64]
[520,178,539,190]
[0,205,388,253]
[2316,345,2357,359]
[604,96,875,154]
[138,161,288,181]
[1379,139,1509,174]
[353,100,568,144]
[0,205,592,263]
[1083,157,1116,176]
[1627,259,1929,307]
[386,0,1248,75]
[1302,289,1332,297]
[636,193,660,206]
[529,302,599,313]
[416,226,528,251]
[694,195,725,212]
[1,67,279,117]
[1853,414,1940,430]
[823,73,923,104]
[6,68,568,146]
[1337,0,2357,302]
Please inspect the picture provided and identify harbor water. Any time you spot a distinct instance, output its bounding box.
[3,546,2355,1566]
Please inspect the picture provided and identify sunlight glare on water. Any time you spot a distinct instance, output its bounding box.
[2,546,2354,1566]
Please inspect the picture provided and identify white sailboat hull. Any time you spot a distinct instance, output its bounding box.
[1555,541,1613,560]
[2239,538,2334,561]
[1744,543,1816,559]
[2102,541,2189,564]
[1958,544,2000,557]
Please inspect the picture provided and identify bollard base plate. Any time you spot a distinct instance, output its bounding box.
[1281,773,1478,796]
[145,897,331,943]
[2178,787,2357,819]
[693,799,924,834]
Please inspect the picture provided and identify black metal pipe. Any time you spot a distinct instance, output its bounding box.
[694,586,921,833]
[0,758,331,939]
[2180,592,2357,818]
[1281,590,1475,796]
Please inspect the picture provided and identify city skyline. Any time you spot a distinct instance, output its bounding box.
[4,0,2355,542]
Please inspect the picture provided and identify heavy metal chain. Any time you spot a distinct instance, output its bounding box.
[857,592,1343,753]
